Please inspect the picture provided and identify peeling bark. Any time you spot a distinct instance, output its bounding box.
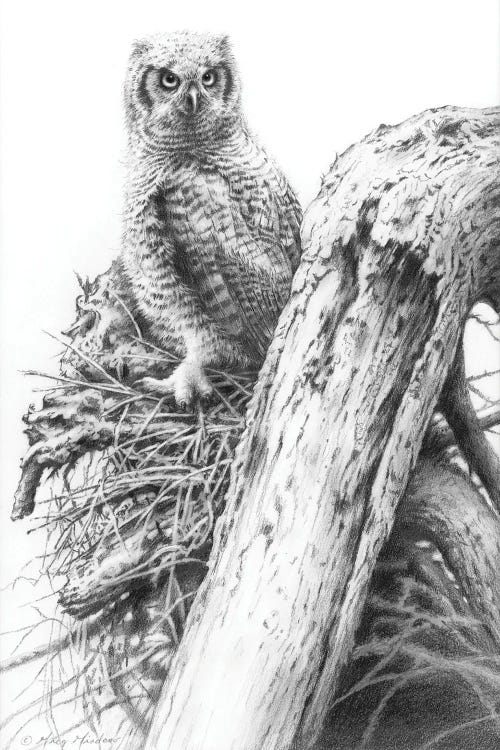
[144,107,500,750]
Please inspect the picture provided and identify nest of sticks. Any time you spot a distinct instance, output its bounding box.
[11,259,256,736]
[9,260,500,748]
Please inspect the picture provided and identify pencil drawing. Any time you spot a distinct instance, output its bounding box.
[122,32,301,407]
[3,27,500,750]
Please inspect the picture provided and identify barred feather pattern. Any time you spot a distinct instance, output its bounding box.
[122,33,302,369]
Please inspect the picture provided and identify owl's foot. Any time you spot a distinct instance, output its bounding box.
[134,360,213,410]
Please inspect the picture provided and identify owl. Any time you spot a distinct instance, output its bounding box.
[122,31,302,407]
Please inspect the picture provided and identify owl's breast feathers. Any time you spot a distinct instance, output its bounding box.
[154,154,302,360]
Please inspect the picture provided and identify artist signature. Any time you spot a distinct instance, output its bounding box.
[21,735,120,748]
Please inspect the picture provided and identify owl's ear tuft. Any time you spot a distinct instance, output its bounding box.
[130,38,151,59]
[216,34,233,56]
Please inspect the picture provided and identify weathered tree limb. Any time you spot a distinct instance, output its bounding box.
[424,402,500,454]
[440,343,500,510]
[396,458,500,645]
[7,455,500,750]
[143,107,500,750]
[322,459,500,750]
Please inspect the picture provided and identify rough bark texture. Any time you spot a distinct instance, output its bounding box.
[321,460,500,750]
[144,106,500,750]
[440,344,500,511]
[10,259,497,749]
[395,458,500,647]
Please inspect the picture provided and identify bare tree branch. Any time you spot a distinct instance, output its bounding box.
[143,107,500,750]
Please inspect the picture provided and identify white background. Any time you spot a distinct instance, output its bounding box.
[0,0,499,733]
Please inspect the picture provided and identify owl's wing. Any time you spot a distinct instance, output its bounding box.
[168,171,302,360]
[271,177,303,273]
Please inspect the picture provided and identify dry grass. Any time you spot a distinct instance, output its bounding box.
[29,351,256,742]
[3,275,500,748]
[4,303,257,744]
[3,263,261,744]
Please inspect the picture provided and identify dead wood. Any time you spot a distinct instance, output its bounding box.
[9,106,500,750]
[144,106,500,750]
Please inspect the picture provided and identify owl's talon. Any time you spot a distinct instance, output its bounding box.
[122,33,301,415]
[133,361,213,410]
[133,377,171,396]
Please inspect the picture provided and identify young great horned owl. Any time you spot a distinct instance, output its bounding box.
[123,31,302,406]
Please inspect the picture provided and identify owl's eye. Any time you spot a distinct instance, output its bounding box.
[202,69,217,87]
[160,71,180,90]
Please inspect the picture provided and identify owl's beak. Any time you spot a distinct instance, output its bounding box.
[185,83,199,115]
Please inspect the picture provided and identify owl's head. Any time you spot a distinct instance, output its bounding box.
[124,31,242,148]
